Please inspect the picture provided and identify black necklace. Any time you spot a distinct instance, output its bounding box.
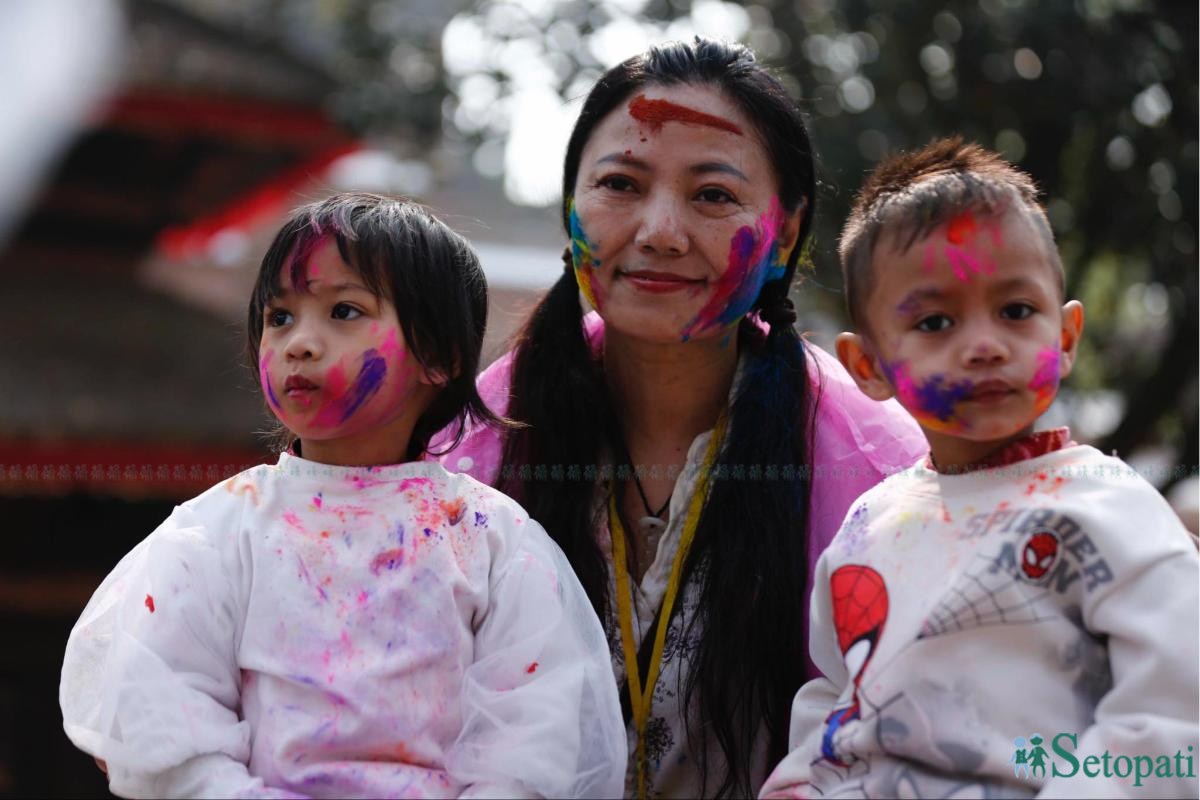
[616,439,672,537]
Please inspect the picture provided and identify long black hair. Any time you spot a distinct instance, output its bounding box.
[246,192,501,460]
[499,39,818,797]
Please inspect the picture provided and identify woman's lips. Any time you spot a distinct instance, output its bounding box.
[619,270,705,294]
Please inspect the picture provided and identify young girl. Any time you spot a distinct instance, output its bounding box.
[59,194,626,799]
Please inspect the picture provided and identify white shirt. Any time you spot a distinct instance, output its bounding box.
[762,444,1200,799]
[61,454,625,799]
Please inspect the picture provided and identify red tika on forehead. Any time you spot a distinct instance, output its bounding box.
[628,94,744,136]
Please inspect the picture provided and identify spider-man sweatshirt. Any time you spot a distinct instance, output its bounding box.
[762,429,1199,799]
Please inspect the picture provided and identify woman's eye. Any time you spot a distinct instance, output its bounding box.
[597,175,636,193]
[1001,302,1035,321]
[915,314,953,333]
[332,303,362,321]
[696,186,736,204]
[266,309,292,328]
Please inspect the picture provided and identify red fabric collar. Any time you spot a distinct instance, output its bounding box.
[928,427,1075,474]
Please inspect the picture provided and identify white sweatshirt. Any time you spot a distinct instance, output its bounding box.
[60,453,625,799]
[762,441,1199,799]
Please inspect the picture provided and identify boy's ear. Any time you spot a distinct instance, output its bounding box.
[1057,300,1085,378]
[836,331,895,401]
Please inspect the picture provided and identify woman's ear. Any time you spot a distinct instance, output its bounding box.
[777,196,808,264]
[1057,300,1085,378]
[836,331,895,401]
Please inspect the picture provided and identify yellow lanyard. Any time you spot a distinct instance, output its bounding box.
[609,412,727,800]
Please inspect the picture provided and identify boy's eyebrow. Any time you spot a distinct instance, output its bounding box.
[895,287,945,311]
[986,276,1044,294]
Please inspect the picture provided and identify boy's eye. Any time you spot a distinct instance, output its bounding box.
[915,314,953,332]
[1001,302,1035,321]
[266,309,292,328]
[696,186,736,204]
[332,303,362,321]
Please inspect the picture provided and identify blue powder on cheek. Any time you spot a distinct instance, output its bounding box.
[915,374,974,421]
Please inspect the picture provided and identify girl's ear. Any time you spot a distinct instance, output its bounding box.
[418,366,451,387]
[836,331,895,401]
[1057,300,1084,378]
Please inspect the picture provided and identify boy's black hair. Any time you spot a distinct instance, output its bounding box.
[246,192,502,460]
[840,136,1064,331]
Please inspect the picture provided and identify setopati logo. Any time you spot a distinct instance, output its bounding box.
[1010,733,1196,788]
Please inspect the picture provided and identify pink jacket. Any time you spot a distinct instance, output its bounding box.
[432,314,928,668]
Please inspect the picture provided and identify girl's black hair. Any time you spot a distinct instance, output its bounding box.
[499,38,818,797]
[246,192,501,461]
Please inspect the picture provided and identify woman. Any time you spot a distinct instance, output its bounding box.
[437,38,926,798]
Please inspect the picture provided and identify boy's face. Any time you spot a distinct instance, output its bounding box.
[837,205,1084,469]
[258,238,440,465]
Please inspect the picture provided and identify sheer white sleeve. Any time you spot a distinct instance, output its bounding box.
[449,518,626,799]
[58,506,291,798]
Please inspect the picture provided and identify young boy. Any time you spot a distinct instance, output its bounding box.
[761,139,1199,798]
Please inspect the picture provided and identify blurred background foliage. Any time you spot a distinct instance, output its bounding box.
[185,0,1196,485]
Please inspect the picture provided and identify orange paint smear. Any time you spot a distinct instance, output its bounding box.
[628,94,743,136]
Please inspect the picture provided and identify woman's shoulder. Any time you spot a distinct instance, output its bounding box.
[804,341,928,476]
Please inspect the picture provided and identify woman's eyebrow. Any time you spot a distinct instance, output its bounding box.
[690,161,748,181]
[595,152,651,170]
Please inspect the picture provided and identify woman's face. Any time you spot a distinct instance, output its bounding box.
[570,82,802,344]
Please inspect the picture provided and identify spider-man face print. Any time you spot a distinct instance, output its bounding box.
[1020,531,1060,581]
[830,564,890,686]
[822,565,891,766]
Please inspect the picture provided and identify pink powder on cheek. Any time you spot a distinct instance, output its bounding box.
[1028,345,1061,411]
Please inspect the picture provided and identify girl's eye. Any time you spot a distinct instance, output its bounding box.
[332,303,362,321]
[915,314,953,333]
[696,186,736,204]
[266,309,292,328]
[597,175,636,193]
[1001,302,1035,321]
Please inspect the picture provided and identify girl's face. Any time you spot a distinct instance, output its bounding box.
[570,83,803,344]
[258,238,438,465]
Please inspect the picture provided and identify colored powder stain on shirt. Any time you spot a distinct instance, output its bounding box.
[397,477,433,493]
[526,661,539,674]
[628,93,744,136]
[474,511,488,527]
[369,548,405,575]
[283,511,305,532]
[144,594,155,613]
[313,493,323,510]
[441,498,466,526]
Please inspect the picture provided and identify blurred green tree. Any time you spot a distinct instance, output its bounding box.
[439,0,1197,486]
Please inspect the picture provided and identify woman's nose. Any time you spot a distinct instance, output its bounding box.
[634,194,689,256]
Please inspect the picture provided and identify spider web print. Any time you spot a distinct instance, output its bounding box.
[917,548,1057,639]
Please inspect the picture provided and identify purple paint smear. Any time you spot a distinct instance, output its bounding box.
[313,349,387,427]
[883,360,974,430]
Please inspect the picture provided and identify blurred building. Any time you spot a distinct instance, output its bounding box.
[0,1,558,796]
